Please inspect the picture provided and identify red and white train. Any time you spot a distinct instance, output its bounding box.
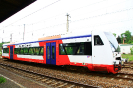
[2,31,122,74]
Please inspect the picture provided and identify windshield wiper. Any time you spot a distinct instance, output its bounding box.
[109,41,116,50]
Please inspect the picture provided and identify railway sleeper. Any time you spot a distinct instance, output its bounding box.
[46,80,53,84]
[67,85,75,88]
[51,81,61,86]
[41,78,49,82]
[56,83,68,88]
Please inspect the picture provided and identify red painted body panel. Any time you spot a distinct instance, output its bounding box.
[68,62,119,74]
[58,55,70,65]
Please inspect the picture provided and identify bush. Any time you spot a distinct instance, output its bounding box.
[130,46,133,55]
[0,77,6,83]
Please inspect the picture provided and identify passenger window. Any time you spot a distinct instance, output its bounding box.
[94,35,104,45]
[20,48,24,54]
[59,44,66,55]
[59,42,92,55]
[40,47,44,55]
[24,48,29,55]
[35,47,40,55]
[14,48,20,54]
[3,48,9,53]
[29,48,34,55]
[77,43,84,55]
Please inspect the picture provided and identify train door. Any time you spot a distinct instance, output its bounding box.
[46,42,56,65]
[10,46,13,59]
[92,31,106,65]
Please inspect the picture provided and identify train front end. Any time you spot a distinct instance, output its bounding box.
[91,31,122,74]
[104,32,122,73]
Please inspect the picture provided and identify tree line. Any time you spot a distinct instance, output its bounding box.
[113,30,133,44]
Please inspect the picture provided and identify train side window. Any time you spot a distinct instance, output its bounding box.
[7,48,9,53]
[94,35,104,45]
[29,47,34,55]
[14,48,17,54]
[20,48,24,54]
[3,48,9,53]
[17,48,20,54]
[59,42,92,55]
[40,47,44,55]
[77,43,84,55]
[30,47,40,55]
[59,44,66,55]
[3,48,6,53]
[14,48,20,54]
[84,42,92,55]
[35,47,40,55]
[24,48,29,55]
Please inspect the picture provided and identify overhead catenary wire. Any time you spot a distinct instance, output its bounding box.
[0,0,107,30]
[19,7,133,33]
[0,0,61,30]
[0,0,130,29]
[5,17,132,36]
[3,5,133,34]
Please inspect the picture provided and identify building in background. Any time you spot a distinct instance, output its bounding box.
[119,44,133,54]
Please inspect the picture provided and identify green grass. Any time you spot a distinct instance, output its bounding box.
[0,48,2,55]
[122,54,133,61]
[0,77,6,84]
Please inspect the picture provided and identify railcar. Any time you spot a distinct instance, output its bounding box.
[2,31,122,74]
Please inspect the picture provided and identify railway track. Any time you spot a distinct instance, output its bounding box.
[1,63,130,88]
[84,72,133,84]
[122,63,133,69]
[0,63,97,88]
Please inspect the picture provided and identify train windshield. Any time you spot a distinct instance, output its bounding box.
[104,32,120,52]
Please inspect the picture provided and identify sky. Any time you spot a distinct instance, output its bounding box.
[0,0,133,43]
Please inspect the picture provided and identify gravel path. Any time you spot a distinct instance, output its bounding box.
[0,77,22,88]
[0,67,49,88]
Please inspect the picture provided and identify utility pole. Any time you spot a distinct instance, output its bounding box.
[23,24,25,41]
[66,13,71,32]
[10,34,12,42]
[2,38,3,43]
[2,30,4,43]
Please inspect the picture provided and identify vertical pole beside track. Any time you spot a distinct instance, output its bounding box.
[10,34,12,42]
[2,38,3,43]
[23,24,25,41]
[66,13,70,32]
